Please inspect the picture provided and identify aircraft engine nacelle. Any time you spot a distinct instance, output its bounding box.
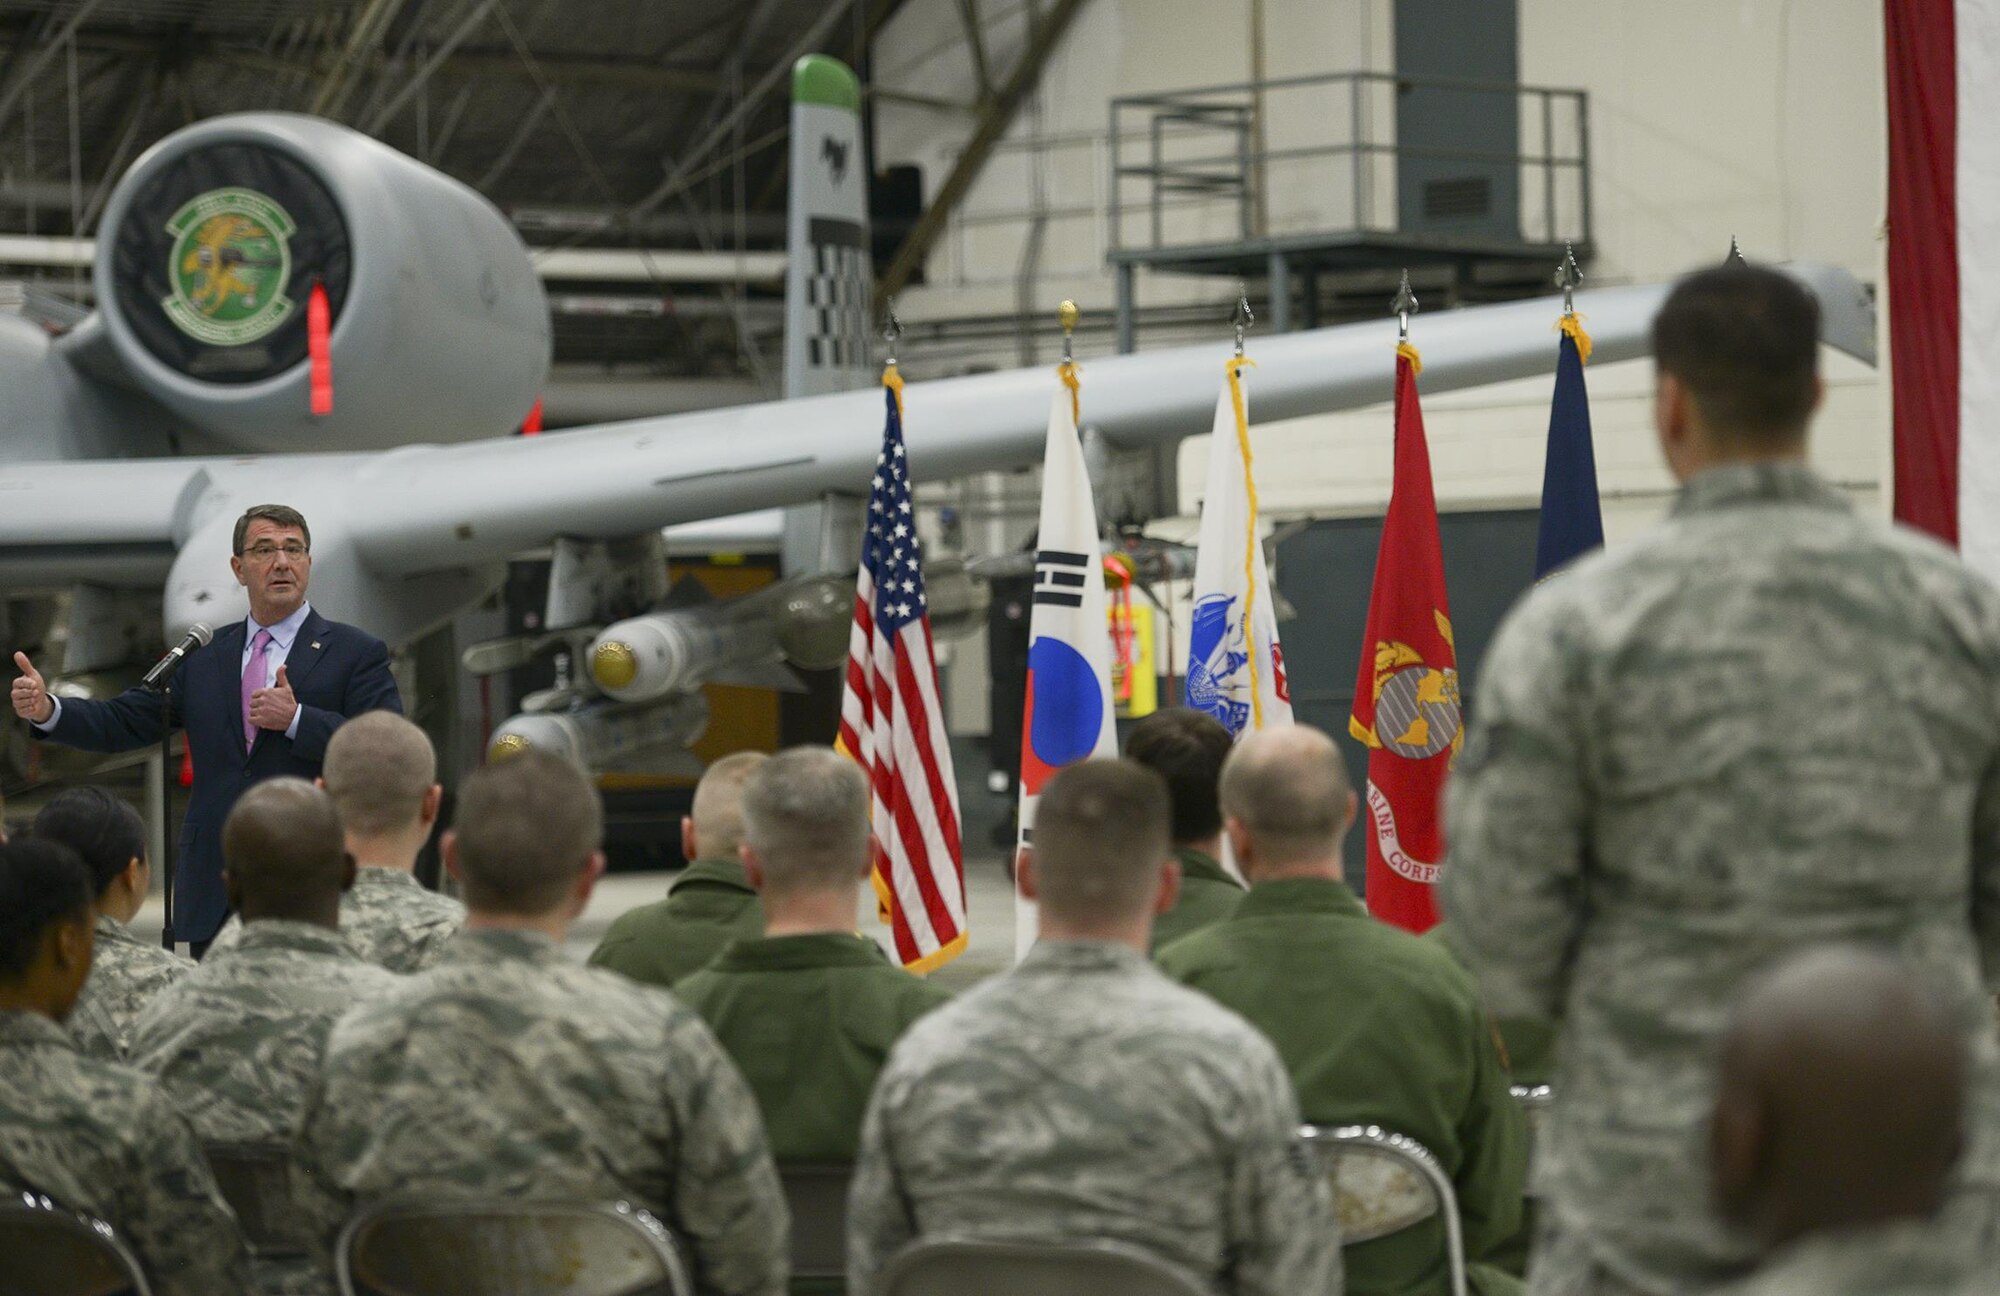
[489,694,710,770]
[93,113,549,452]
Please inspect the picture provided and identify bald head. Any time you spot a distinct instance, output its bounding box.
[689,752,768,860]
[223,778,352,926]
[1026,759,1172,934]
[324,712,438,839]
[450,751,603,917]
[1712,946,1966,1252]
[1220,725,1355,878]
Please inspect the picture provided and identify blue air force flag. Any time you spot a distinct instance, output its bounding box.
[1186,360,1292,737]
[1534,322,1604,576]
[1015,363,1117,956]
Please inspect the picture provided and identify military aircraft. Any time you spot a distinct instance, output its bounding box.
[0,56,1876,772]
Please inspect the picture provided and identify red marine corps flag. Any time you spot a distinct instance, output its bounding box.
[1350,277,1461,933]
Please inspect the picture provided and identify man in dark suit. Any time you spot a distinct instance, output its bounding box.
[10,504,402,950]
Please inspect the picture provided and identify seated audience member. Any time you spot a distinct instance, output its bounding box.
[676,748,950,1166]
[1158,725,1528,1296]
[1707,947,1973,1295]
[1123,707,1246,953]
[31,786,192,1059]
[590,751,768,986]
[298,750,788,1296]
[0,838,249,1295]
[848,758,1339,1296]
[207,712,462,971]
[131,779,396,1295]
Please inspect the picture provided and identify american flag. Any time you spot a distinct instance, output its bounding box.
[838,371,968,971]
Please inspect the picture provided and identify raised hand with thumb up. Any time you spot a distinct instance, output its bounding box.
[249,663,298,734]
[11,652,52,725]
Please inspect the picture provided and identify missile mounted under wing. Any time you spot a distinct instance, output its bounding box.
[0,56,1877,773]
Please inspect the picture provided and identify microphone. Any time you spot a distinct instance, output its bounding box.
[141,623,213,693]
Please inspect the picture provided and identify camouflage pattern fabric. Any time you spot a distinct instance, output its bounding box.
[129,919,399,1142]
[207,867,465,973]
[69,912,194,1061]
[1702,1221,1988,1296]
[1443,464,2000,1295]
[296,926,788,1296]
[847,939,1340,1296]
[0,1009,250,1296]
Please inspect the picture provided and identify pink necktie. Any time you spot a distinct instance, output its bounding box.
[242,628,272,748]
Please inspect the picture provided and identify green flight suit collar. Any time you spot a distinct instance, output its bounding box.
[1235,875,1369,919]
[1019,939,1152,977]
[1672,461,1850,518]
[1174,847,1244,890]
[444,926,565,968]
[0,1009,77,1051]
[230,918,361,960]
[668,856,755,896]
[707,931,890,974]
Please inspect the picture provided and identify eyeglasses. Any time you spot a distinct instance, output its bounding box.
[242,543,310,563]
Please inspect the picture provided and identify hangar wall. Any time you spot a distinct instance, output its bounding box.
[876,0,1889,738]
[877,0,1888,541]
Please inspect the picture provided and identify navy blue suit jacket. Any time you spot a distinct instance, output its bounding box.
[42,609,402,941]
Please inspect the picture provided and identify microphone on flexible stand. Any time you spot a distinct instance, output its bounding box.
[141,623,213,694]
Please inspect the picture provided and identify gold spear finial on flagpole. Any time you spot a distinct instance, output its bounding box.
[1058,299,1079,364]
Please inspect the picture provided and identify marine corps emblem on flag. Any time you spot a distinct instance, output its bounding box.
[1352,612,1463,761]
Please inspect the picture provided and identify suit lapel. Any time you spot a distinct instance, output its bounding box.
[280,611,334,693]
[211,621,248,762]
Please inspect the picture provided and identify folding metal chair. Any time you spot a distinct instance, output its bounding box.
[1510,1084,1554,1197]
[0,1192,151,1296]
[1299,1123,1467,1296]
[876,1237,1210,1296]
[779,1162,852,1285]
[335,1199,691,1296]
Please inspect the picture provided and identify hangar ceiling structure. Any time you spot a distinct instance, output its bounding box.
[0,0,953,384]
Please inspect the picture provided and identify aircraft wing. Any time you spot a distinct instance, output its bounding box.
[0,262,1873,646]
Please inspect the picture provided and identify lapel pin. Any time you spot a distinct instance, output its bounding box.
[310,641,321,650]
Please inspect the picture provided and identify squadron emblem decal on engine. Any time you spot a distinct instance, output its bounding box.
[162,187,298,346]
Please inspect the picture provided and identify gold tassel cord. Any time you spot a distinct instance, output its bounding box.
[1558,313,1594,365]
[1396,341,1423,374]
[1225,357,1264,731]
[1056,359,1081,426]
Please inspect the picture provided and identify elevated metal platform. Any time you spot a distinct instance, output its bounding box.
[1106,69,1593,348]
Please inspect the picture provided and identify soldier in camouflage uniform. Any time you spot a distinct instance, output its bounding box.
[848,759,1339,1296]
[590,750,768,986]
[297,751,788,1296]
[207,711,463,972]
[131,779,398,1295]
[30,786,192,1059]
[1442,265,2000,1296]
[1124,708,1246,953]
[0,837,250,1296]
[1705,948,1978,1296]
